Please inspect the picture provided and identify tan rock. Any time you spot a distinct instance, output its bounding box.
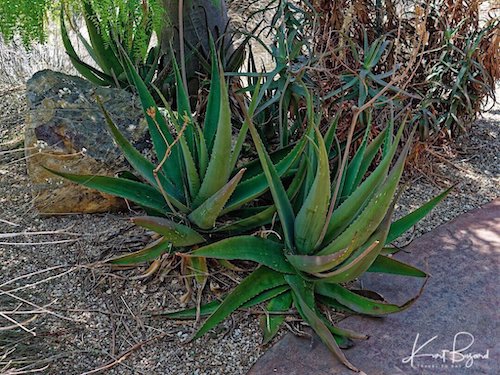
[25,70,149,214]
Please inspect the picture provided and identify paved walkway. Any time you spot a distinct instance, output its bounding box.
[249,200,499,374]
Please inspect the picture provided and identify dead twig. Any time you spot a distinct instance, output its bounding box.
[79,332,171,375]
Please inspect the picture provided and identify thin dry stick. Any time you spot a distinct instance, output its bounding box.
[0,265,71,289]
[0,147,36,156]
[0,240,76,246]
[425,148,470,173]
[1,291,80,324]
[79,332,170,375]
[0,313,36,335]
[0,219,20,227]
[0,364,50,374]
[0,267,78,296]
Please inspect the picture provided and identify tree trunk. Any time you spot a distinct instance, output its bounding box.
[159,0,231,96]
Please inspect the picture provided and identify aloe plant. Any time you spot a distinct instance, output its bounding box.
[46,42,307,271]
[164,93,452,371]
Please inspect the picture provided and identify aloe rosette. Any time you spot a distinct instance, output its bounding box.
[168,97,452,372]
[46,43,306,272]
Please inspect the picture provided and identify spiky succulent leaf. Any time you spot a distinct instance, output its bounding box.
[294,127,331,253]
[194,60,233,206]
[107,238,172,265]
[315,283,420,316]
[161,285,290,320]
[189,236,293,273]
[203,37,221,153]
[44,169,168,214]
[367,255,427,277]
[386,186,454,244]
[285,275,358,372]
[315,194,397,283]
[260,291,293,344]
[132,217,205,247]
[193,267,287,340]
[319,132,410,256]
[246,109,297,250]
[223,134,307,214]
[171,57,196,154]
[60,10,113,86]
[286,245,354,274]
[122,50,183,186]
[352,125,390,189]
[322,123,405,245]
[217,161,306,233]
[188,169,246,229]
[96,98,188,212]
[341,117,372,197]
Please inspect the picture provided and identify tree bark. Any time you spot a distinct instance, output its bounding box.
[160,0,231,90]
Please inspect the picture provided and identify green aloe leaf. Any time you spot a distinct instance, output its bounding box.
[353,125,390,188]
[193,267,287,340]
[196,126,209,181]
[162,299,220,320]
[189,236,293,273]
[168,109,201,201]
[286,245,355,274]
[215,205,274,233]
[223,135,307,214]
[82,3,123,77]
[323,112,341,155]
[260,291,293,344]
[107,238,172,265]
[203,37,221,153]
[217,161,306,233]
[386,186,454,244]
[132,217,206,247]
[171,57,196,154]
[246,112,297,251]
[314,239,382,283]
[294,127,331,254]
[318,295,356,315]
[237,144,293,181]
[315,194,397,283]
[161,285,290,320]
[229,80,262,174]
[189,169,246,230]
[341,115,372,197]
[322,123,405,245]
[96,98,188,212]
[315,283,421,316]
[60,10,112,86]
[285,275,359,372]
[367,255,427,277]
[121,50,183,186]
[319,130,410,256]
[152,89,201,202]
[45,169,168,214]
[194,60,233,206]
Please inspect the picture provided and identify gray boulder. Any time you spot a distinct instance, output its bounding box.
[25,70,149,214]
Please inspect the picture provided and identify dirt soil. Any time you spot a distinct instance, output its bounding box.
[1,82,498,375]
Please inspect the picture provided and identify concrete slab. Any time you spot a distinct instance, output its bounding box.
[248,200,499,374]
